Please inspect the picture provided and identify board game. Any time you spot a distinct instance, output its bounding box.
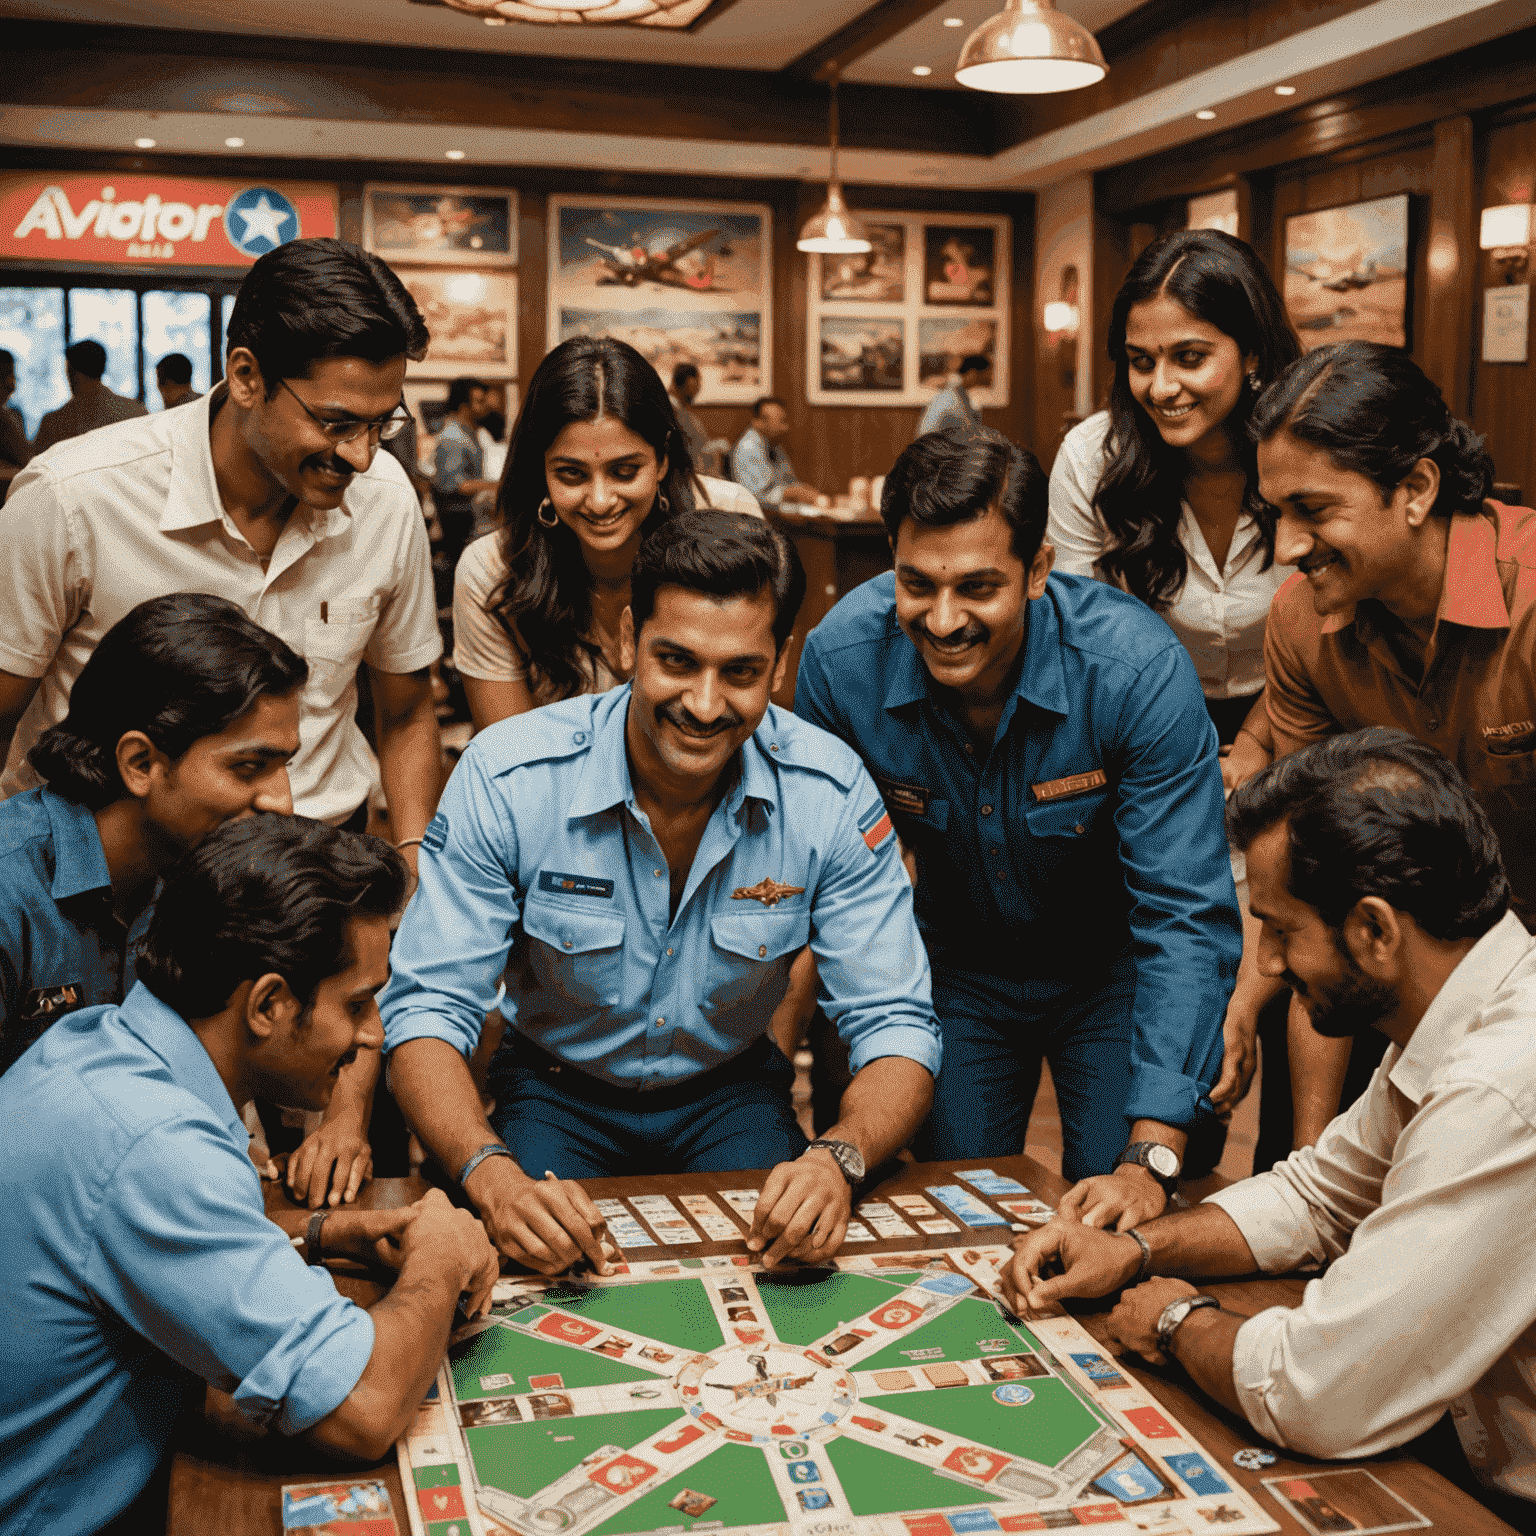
[395,1221,1279,1536]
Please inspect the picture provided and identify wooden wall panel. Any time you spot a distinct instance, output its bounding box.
[1424,117,1477,417]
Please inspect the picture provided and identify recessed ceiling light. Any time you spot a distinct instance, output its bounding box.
[445,149,466,160]
[913,65,932,76]
[224,136,245,148]
[1274,84,1297,96]
[135,137,156,148]
[1195,109,1217,121]
[943,15,964,24]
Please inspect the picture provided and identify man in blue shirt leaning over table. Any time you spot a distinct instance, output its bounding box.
[384,510,940,1277]
[796,427,1240,1232]
[0,815,499,1536]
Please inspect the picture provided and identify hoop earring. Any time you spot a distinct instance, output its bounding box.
[657,492,670,515]
[537,497,558,528]
[1246,369,1263,393]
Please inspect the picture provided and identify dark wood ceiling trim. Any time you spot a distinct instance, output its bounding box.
[783,0,953,82]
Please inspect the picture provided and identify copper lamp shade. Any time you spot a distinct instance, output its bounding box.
[955,0,1108,95]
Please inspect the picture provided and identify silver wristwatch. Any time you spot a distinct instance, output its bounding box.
[1155,1294,1220,1354]
[1115,1140,1182,1195]
[807,1138,866,1184]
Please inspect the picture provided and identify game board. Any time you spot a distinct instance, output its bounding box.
[396,1241,1279,1536]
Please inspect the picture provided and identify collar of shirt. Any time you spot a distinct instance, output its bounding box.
[1387,908,1534,1103]
[115,980,245,1138]
[40,787,112,901]
[563,683,779,826]
[1323,510,1511,639]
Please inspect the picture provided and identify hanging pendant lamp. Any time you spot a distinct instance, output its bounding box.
[955,0,1108,95]
[797,70,872,255]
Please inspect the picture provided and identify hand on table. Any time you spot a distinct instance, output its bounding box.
[1056,1162,1168,1232]
[1104,1277,1199,1367]
[286,1116,373,1209]
[748,1149,850,1268]
[373,1188,501,1318]
[479,1169,623,1278]
[1210,1004,1259,1117]
[997,1216,1144,1316]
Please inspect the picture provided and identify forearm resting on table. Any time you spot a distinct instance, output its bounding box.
[821,1053,933,1169]
[1142,1200,1259,1280]
[1166,1304,1248,1420]
[1288,992,1353,1149]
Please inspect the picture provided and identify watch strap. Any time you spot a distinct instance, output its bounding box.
[458,1143,516,1188]
[1125,1227,1153,1286]
[305,1210,329,1267]
[1157,1293,1219,1354]
[1116,1140,1181,1194]
[807,1138,863,1184]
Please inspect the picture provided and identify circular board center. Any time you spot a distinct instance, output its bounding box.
[675,1344,856,1442]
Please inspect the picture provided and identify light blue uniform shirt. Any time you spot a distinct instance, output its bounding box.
[731,426,799,509]
[0,983,375,1535]
[381,686,940,1086]
[917,382,982,439]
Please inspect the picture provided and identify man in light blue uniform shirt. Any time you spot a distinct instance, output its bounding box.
[916,353,988,440]
[796,428,1240,1233]
[0,816,498,1536]
[386,511,939,1276]
[731,396,821,508]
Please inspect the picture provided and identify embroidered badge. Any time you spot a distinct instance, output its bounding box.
[19,983,81,1023]
[538,871,616,899]
[421,812,449,854]
[859,802,894,852]
[1031,768,1108,802]
[732,877,806,908]
[875,776,931,817]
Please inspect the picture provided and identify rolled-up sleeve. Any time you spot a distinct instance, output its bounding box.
[811,770,941,1078]
[87,1122,373,1436]
[1113,644,1241,1126]
[381,744,524,1058]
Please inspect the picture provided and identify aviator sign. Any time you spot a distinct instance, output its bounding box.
[0,174,338,266]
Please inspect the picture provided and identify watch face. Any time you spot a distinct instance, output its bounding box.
[1146,1144,1180,1179]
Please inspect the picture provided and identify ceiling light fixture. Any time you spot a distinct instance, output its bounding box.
[442,0,712,27]
[797,67,871,256]
[1195,109,1217,120]
[913,65,932,76]
[1274,84,1296,95]
[445,149,467,160]
[224,136,245,148]
[135,137,156,149]
[956,0,1107,94]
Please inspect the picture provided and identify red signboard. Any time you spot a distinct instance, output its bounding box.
[0,173,338,267]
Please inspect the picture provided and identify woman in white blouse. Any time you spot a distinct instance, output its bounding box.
[454,335,760,731]
[1048,229,1301,1166]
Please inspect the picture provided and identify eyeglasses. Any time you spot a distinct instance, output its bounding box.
[278,377,411,443]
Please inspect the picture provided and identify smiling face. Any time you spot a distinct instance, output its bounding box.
[621,584,786,796]
[1122,292,1253,456]
[892,505,1048,701]
[1259,430,1438,619]
[546,415,668,564]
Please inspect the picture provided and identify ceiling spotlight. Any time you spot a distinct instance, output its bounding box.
[224,136,245,148]
[1195,109,1217,121]
[943,16,964,25]
[913,65,933,76]
[445,149,467,160]
[135,137,156,149]
[1274,84,1296,95]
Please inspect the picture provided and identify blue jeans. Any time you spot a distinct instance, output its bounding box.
[914,954,1137,1183]
[487,1037,808,1179]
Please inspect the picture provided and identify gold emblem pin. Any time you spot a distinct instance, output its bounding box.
[731,877,806,908]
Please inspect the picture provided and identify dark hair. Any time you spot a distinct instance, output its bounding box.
[488,336,699,701]
[1250,342,1494,518]
[226,237,429,396]
[959,353,990,375]
[672,363,700,390]
[0,348,14,377]
[1227,728,1509,941]
[65,339,107,380]
[446,376,487,413]
[138,816,408,1020]
[752,396,787,418]
[881,425,1049,565]
[156,352,193,386]
[28,594,308,810]
[630,509,805,653]
[1096,230,1301,609]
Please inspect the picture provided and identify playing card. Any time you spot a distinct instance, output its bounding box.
[963,1173,1031,1196]
[841,1221,875,1242]
[281,1478,398,1531]
[1262,1469,1431,1535]
[869,1216,917,1238]
[890,1194,938,1216]
[694,1215,743,1241]
[925,1185,1007,1227]
[916,1217,959,1234]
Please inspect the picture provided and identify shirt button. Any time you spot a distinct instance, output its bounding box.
[655,868,664,878]
[1427,718,1440,732]
[656,1018,665,1028]
[1074,824,1086,835]
[759,944,768,957]
[964,744,974,754]
[563,940,573,949]
[666,947,674,957]
[981,805,993,816]
[573,731,587,744]
[769,743,779,753]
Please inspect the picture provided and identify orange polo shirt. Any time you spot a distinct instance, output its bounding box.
[1265,501,1536,924]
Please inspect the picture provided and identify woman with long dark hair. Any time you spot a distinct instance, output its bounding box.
[453,336,759,731]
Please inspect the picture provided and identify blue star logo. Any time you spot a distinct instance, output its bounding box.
[224,186,300,258]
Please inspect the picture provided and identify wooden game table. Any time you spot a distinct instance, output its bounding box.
[166,1155,1519,1534]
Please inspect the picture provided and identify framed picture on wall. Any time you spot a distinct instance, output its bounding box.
[1284,194,1409,350]
[547,195,772,403]
[806,211,1009,407]
[364,184,517,267]
[394,268,518,378]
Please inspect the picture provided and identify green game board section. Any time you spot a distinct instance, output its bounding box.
[588,1443,785,1536]
[755,1272,908,1345]
[828,1435,1003,1516]
[542,1280,725,1356]
[413,1463,461,1489]
[450,1325,659,1398]
[858,1298,1040,1373]
[465,1409,683,1497]
[877,1381,1102,1469]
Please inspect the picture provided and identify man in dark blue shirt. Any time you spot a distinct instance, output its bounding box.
[796,428,1240,1229]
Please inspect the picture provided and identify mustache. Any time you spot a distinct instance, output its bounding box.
[659,703,741,737]
[305,453,355,479]
[914,621,989,649]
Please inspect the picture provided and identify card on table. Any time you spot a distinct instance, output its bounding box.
[916,1217,960,1234]
[959,1170,1032,1196]
[717,1188,762,1220]
[889,1194,938,1217]
[925,1184,1008,1227]
[841,1220,875,1242]
[281,1478,399,1533]
[1262,1469,1431,1535]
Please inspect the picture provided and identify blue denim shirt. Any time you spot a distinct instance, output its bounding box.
[796,571,1240,1128]
[731,426,798,509]
[381,686,940,1087]
[0,984,374,1535]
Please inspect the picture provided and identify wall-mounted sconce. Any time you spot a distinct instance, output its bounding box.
[1043,300,1079,335]
[1481,203,1532,282]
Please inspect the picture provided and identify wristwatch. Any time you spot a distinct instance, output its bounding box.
[807,1138,866,1185]
[1115,1141,1182,1195]
[1155,1294,1220,1355]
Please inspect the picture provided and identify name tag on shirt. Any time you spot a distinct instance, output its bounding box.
[1483,719,1536,755]
[1031,768,1107,803]
[537,870,616,899]
[876,776,932,816]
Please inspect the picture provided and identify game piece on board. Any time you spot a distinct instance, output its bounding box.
[1232,1447,1277,1469]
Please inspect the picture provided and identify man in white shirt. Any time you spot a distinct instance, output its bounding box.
[0,238,443,852]
[1002,727,1536,1524]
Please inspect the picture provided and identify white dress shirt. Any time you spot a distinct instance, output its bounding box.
[1048,412,1288,699]
[1207,909,1536,1501]
[0,388,441,822]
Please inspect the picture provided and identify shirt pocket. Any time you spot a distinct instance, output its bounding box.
[303,607,377,712]
[1023,789,1110,873]
[520,896,626,1009]
[704,909,811,1015]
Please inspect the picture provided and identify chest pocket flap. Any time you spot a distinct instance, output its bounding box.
[710,908,811,962]
[522,896,626,954]
[1024,788,1110,839]
[520,895,626,1007]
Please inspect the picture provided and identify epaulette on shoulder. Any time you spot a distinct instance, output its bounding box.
[472,697,605,778]
[756,706,861,793]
